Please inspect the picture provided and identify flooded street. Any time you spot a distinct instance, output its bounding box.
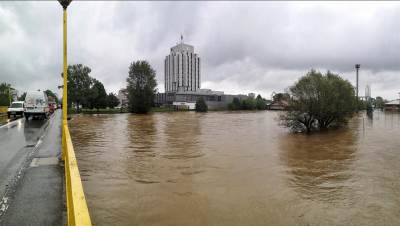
[69,110,400,226]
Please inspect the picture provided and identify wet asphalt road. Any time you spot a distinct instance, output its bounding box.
[0,111,64,225]
[0,117,48,196]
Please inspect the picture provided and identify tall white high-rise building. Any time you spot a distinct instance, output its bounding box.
[164,37,200,93]
[365,84,371,99]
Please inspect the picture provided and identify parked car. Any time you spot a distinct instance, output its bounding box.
[24,91,49,120]
[7,101,25,119]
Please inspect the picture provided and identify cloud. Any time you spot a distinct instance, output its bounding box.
[0,1,399,100]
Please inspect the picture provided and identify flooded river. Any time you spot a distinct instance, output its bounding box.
[69,110,400,226]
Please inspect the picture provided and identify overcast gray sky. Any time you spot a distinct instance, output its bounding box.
[1,1,400,100]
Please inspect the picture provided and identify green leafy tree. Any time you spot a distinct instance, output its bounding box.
[280,70,356,133]
[241,98,256,110]
[195,97,208,112]
[44,90,59,104]
[228,97,242,110]
[375,96,385,109]
[255,94,266,110]
[67,64,93,112]
[88,79,108,110]
[273,93,290,103]
[228,97,258,110]
[0,83,12,106]
[107,92,120,109]
[126,61,157,114]
[18,92,27,101]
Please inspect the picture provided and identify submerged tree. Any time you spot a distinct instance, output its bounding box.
[280,70,356,133]
[126,61,157,114]
[195,97,208,112]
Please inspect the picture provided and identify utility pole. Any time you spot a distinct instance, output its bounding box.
[355,64,360,100]
[58,0,71,159]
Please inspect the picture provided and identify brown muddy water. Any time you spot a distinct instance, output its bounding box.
[69,110,400,226]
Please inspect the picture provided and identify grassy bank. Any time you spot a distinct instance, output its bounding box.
[0,106,8,114]
[68,108,128,114]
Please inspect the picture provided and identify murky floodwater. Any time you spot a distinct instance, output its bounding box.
[69,110,400,226]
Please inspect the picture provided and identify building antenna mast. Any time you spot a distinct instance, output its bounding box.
[181,34,183,44]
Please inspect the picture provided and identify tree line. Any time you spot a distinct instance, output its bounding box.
[66,64,119,112]
[0,83,59,106]
[228,95,267,110]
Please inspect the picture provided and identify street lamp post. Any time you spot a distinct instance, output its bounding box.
[355,64,360,100]
[58,0,71,159]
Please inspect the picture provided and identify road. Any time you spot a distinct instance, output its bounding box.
[0,110,64,225]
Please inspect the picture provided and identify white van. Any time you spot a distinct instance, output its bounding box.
[24,91,49,120]
[7,101,25,119]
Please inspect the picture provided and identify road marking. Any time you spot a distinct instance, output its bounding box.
[0,118,23,129]
[30,157,59,167]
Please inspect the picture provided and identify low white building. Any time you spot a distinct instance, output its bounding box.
[384,99,400,111]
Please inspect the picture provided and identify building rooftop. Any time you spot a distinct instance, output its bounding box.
[385,99,400,105]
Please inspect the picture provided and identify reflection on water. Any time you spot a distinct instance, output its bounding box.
[69,110,400,226]
[24,119,48,145]
[279,121,358,202]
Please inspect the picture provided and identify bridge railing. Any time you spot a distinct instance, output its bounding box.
[63,122,92,226]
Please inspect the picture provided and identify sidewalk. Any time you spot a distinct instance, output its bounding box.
[1,111,65,226]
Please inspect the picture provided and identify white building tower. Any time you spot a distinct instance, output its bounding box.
[165,36,201,93]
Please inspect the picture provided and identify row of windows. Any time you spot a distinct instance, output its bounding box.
[176,95,222,102]
[165,52,200,92]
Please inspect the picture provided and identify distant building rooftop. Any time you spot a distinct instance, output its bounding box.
[385,99,400,105]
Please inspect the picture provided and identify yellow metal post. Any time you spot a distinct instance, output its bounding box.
[62,8,68,160]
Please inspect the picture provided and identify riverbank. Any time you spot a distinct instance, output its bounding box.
[68,108,128,114]
[68,107,271,114]
[68,106,178,114]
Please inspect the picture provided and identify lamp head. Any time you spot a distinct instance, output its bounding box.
[58,0,72,10]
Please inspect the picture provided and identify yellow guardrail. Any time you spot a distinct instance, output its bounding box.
[63,122,92,226]
[0,106,8,114]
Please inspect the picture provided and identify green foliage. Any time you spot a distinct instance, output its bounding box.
[280,70,357,133]
[228,97,242,110]
[195,97,208,112]
[66,64,111,111]
[255,94,266,110]
[228,95,265,110]
[45,90,59,104]
[67,64,93,111]
[107,92,120,109]
[88,79,108,110]
[374,96,385,109]
[273,93,290,102]
[0,83,12,106]
[18,92,26,101]
[126,61,157,114]
[241,98,256,110]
